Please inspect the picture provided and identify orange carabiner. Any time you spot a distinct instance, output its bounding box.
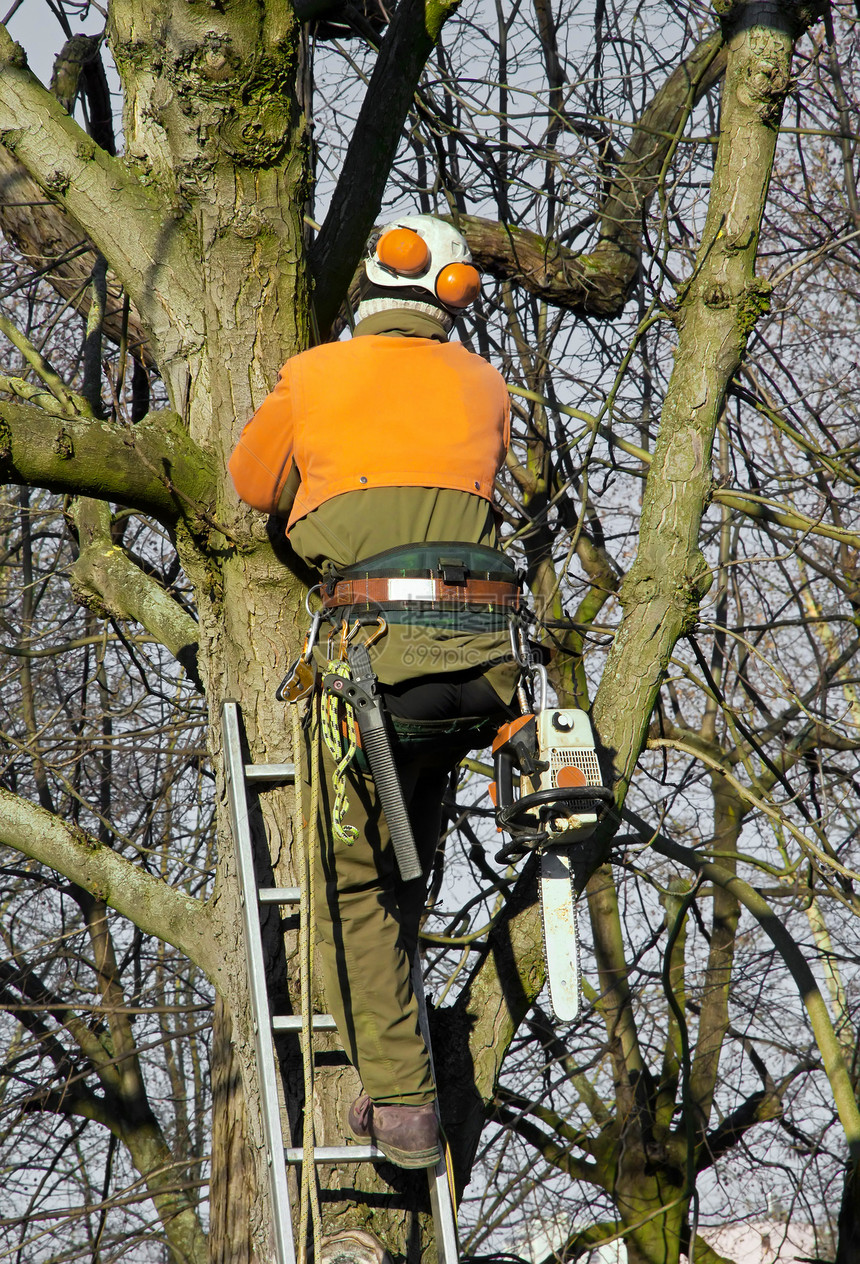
[339,619,363,659]
[364,615,388,650]
[337,619,350,660]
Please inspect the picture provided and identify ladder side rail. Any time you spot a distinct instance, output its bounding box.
[221,700,297,1264]
[412,961,460,1264]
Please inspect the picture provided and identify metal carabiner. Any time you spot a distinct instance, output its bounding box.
[509,617,548,713]
[531,662,548,712]
[302,608,323,661]
[337,619,350,660]
[363,615,388,650]
[304,584,322,618]
[338,619,363,660]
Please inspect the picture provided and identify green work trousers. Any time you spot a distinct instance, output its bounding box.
[306,734,455,1106]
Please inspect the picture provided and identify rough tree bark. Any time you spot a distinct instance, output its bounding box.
[1,2,855,1262]
[591,0,823,803]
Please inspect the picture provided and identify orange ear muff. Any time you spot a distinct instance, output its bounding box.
[435,262,481,309]
[376,227,431,277]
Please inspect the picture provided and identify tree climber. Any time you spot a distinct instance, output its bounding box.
[229,215,520,1169]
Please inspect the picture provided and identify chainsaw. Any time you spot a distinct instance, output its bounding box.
[490,632,611,1021]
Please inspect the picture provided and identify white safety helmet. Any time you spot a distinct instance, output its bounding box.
[363,214,482,312]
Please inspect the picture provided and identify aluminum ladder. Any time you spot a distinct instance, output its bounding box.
[221,699,460,1264]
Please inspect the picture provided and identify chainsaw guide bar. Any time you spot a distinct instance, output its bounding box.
[539,847,581,1022]
[492,704,608,1023]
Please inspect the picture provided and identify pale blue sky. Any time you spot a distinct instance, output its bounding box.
[5,0,119,129]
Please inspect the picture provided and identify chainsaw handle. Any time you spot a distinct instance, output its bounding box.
[493,749,515,812]
[496,784,613,834]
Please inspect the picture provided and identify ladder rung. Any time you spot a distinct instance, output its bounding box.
[244,762,296,783]
[285,1145,383,1164]
[223,699,459,1263]
[258,887,301,905]
[273,1015,338,1033]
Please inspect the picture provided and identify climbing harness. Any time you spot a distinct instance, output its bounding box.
[318,541,521,630]
[306,541,522,882]
[285,547,612,1023]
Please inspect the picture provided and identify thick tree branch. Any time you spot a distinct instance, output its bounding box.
[591,31,726,284]
[0,400,216,526]
[0,967,96,1083]
[437,32,727,316]
[687,781,745,1137]
[591,7,807,804]
[684,1236,738,1264]
[0,23,202,369]
[70,497,202,688]
[714,488,860,549]
[438,860,546,1191]
[527,1005,613,1125]
[310,0,462,331]
[539,1222,632,1264]
[0,957,123,1083]
[490,1101,603,1186]
[0,28,153,365]
[0,788,216,979]
[698,1075,803,1172]
[51,34,115,155]
[0,149,154,365]
[586,863,646,1118]
[623,809,860,1161]
[77,889,209,1264]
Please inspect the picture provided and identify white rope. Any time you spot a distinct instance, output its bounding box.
[291,696,323,1262]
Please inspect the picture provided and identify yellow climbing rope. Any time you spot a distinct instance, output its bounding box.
[320,659,359,846]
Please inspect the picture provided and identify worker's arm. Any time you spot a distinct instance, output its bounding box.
[228,367,298,516]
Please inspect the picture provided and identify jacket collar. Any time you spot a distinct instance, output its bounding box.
[352,310,449,342]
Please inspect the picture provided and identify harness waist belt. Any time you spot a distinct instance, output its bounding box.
[321,577,520,609]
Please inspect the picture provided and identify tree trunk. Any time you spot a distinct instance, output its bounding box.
[591,1,811,807]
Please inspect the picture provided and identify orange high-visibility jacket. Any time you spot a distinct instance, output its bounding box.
[228,335,511,530]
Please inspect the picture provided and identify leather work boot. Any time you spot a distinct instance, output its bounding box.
[348,1094,440,1169]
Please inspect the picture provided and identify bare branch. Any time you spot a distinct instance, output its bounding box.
[0,400,216,526]
[311,0,463,331]
[70,498,202,688]
[626,810,860,1161]
[438,32,726,315]
[0,24,202,367]
[591,10,804,804]
[0,789,215,977]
